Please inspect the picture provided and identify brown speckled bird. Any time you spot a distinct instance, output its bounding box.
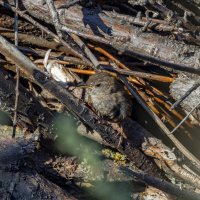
[85,72,132,122]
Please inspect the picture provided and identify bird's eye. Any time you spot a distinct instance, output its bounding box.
[96,83,101,87]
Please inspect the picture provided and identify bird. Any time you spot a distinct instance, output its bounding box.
[85,72,132,122]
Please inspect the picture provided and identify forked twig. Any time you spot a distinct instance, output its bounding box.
[171,102,200,134]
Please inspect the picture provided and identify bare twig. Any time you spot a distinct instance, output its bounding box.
[18,46,92,66]
[45,0,100,70]
[45,0,62,38]
[69,33,100,70]
[102,65,173,82]
[105,10,183,33]
[12,0,19,138]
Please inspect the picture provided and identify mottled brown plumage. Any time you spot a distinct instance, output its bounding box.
[85,72,132,122]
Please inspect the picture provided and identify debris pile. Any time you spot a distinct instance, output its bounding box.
[0,0,200,199]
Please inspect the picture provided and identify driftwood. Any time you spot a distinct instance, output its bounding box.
[1,0,200,199]
[2,1,200,117]
[0,64,162,178]
[3,0,200,121]
[1,64,200,192]
[8,0,200,75]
